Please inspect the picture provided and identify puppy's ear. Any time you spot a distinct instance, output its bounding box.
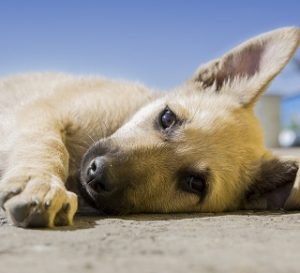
[191,27,300,106]
[243,157,299,210]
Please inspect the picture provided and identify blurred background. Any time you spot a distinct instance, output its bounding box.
[0,0,299,147]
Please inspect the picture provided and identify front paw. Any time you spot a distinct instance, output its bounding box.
[0,175,77,228]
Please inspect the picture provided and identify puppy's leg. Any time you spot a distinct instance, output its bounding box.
[0,102,77,227]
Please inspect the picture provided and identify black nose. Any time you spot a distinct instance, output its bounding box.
[86,156,111,193]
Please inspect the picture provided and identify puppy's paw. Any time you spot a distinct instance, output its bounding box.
[0,175,77,228]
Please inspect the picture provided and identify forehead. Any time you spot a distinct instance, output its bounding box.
[166,90,242,133]
[115,89,241,139]
[112,98,166,137]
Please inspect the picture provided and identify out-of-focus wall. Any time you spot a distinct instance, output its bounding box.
[255,95,281,148]
[281,95,300,130]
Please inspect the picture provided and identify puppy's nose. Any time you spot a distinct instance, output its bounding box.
[86,156,112,192]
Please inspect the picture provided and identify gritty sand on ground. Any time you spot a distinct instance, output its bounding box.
[1,149,300,273]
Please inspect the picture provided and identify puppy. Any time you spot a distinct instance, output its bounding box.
[0,27,299,228]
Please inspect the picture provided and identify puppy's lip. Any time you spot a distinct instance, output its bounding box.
[87,178,101,192]
[78,173,101,208]
[85,181,100,196]
[79,176,114,204]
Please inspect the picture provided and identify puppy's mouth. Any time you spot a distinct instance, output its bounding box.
[86,177,107,195]
[77,171,130,215]
[77,176,101,209]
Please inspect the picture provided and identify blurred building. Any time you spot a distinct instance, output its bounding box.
[281,94,300,130]
[255,94,300,148]
[255,95,281,147]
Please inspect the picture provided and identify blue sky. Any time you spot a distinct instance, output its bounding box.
[0,0,299,94]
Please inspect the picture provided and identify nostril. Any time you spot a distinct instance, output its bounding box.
[87,161,97,179]
[86,157,105,183]
[90,161,97,172]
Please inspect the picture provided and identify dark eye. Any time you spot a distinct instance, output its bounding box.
[183,174,207,195]
[160,108,177,129]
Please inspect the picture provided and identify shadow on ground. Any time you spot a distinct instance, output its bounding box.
[60,209,300,231]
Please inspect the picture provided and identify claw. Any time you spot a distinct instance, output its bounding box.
[44,200,51,209]
[31,199,39,207]
[0,187,22,208]
[0,192,14,209]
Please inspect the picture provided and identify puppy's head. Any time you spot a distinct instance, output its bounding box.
[80,27,300,214]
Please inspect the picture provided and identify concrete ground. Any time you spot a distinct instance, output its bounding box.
[1,148,300,273]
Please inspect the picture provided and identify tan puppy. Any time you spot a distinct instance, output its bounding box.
[0,27,299,228]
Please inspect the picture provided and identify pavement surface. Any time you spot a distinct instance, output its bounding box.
[1,148,300,273]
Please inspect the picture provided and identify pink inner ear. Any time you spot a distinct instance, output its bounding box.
[244,181,294,210]
[223,44,264,81]
[212,43,265,91]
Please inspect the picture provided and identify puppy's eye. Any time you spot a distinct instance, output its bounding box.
[183,174,206,195]
[160,108,177,129]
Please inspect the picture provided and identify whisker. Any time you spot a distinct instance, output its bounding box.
[87,134,96,144]
[102,121,109,138]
